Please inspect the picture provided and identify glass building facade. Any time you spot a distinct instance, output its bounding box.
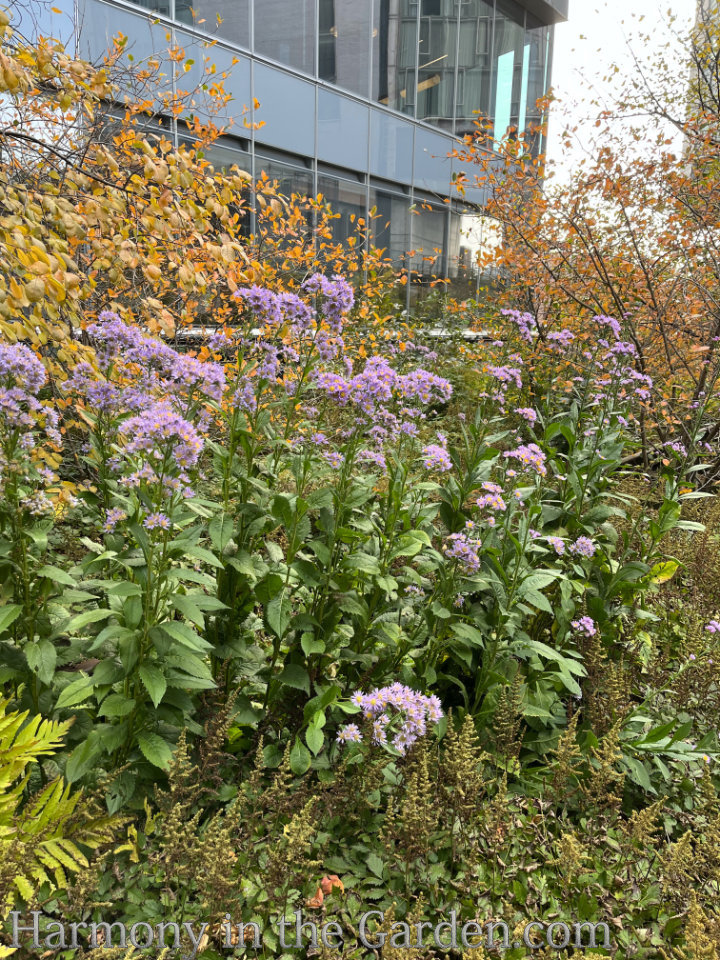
[72,0,567,304]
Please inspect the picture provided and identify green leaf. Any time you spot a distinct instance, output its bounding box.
[139,665,167,708]
[522,588,554,614]
[266,591,292,639]
[389,532,429,559]
[182,544,223,568]
[66,737,101,782]
[137,732,175,770]
[98,694,135,717]
[0,605,22,634]
[343,554,381,575]
[209,514,234,553]
[289,738,311,775]
[366,853,385,879]
[157,621,212,652]
[306,722,324,756]
[301,633,325,656]
[170,594,205,628]
[25,641,57,685]
[37,565,76,587]
[451,623,485,646]
[279,664,310,695]
[66,608,115,632]
[55,674,95,710]
[648,560,680,585]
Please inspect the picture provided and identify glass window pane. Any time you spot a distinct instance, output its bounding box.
[416,0,457,132]
[320,0,372,97]
[254,0,316,74]
[256,157,313,197]
[456,0,492,138]
[409,201,446,278]
[317,175,368,248]
[176,0,250,47]
[318,89,369,170]
[370,188,411,266]
[524,19,551,153]
[492,0,526,147]
[374,0,418,116]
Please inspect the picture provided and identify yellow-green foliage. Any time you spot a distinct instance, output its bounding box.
[0,698,114,918]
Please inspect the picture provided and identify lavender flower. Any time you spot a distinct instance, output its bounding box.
[571,616,597,637]
[339,684,444,755]
[143,512,171,530]
[546,536,566,556]
[121,402,203,470]
[443,532,482,574]
[569,536,596,558]
[336,724,362,744]
[504,443,547,476]
[422,444,452,473]
[0,343,47,395]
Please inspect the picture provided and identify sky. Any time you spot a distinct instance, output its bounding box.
[545,0,697,180]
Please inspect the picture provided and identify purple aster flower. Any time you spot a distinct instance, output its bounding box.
[337,723,362,744]
[705,620,720,633]
[504,443,547,476]
[0,343,47,395]
[569,536,596,558]
[358,449,387,472]
[422,444,452,473]
[102,507,126,532]
[571,616,597,637]
[120,402,203,471]
[443,532,482,574]
[476,492,507,512]
[323,451,345,469]
[143,512,171,530]
[546,536,566,555]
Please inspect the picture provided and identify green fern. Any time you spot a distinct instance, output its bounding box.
[0,698,115,918]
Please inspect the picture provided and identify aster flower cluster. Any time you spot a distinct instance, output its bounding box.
[571,616,597,637]
[0,342,50,438]
[422,443,452,473]
[337,684,444,755]
[315,357,452,417]
[121,402,203,471]
[546,536,566,555]
[0,342,63,508]
[83,313,226,409]
[443,531,482,574]
[569,536,596,558]
[504,443,547,477]
[302,273,354,332]
[476,491,507,512]
[501,308,536,343]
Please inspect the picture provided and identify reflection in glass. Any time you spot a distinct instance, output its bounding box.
[456,0,493,137]
[370,188,411,266]
[416,0,457,132]
[524,15,550,153]
[409,201,447,278]
[254,0,316,74]
[176,0,250,46]
[320,1,372,97]
[374,0,418,116]
[319,0,337,83]
[317,175,368,247]
[255,156,313,197]
[492,0,526,147]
